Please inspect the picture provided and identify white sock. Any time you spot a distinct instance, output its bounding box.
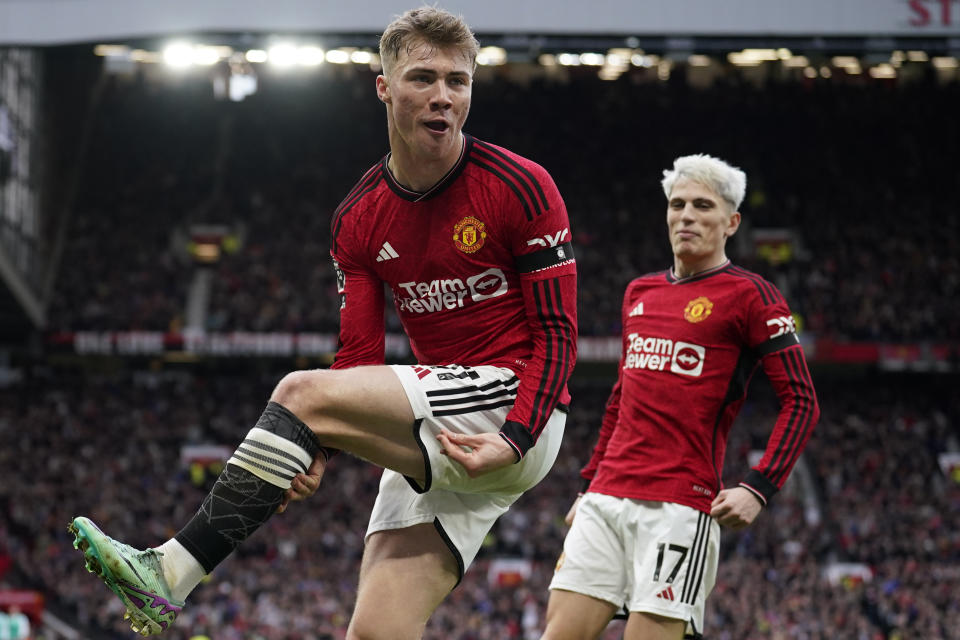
[154,538,207,602]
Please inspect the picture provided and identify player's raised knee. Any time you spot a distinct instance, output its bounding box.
[270,369,332,414]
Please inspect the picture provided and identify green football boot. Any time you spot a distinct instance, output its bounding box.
[69,517,183,636]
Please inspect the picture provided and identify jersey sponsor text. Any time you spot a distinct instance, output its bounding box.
[624,333,706,377]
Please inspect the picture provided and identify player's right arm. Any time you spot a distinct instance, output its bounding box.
[568,292,629,523]
[563,375,622,524]
[329,251,386,369]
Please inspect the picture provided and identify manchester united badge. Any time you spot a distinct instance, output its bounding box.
[684,296,713,323]
[453,216,487,253]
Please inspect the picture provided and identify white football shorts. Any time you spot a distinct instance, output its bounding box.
[549,492,720,637]
[367,364,566,579]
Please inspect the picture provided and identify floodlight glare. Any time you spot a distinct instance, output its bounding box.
[245,49,268,63]
[297,46,325,66]
[326,49,350,64]
[350,51,373,64]
[163,43,194,68]
[193,47,221,66]
[268,45,298,67]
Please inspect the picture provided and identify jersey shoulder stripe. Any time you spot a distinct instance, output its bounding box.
[331,162,384,252]
[472,139,550,212]
[469,140,550,220]
[725,265,784,306]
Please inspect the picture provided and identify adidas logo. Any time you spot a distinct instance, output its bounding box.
[376,242,400,262]
[628,302,644,317]
[656,586,675,601]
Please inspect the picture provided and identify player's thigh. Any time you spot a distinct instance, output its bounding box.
[271,365,424,478]
[623,501,719,639]
[542,589,618,640]
[624,611,686,640]
[347,523,459,640]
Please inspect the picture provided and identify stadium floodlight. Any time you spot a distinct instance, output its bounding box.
[631,54,654,67]
[477,46,507,66]
[598,66,621,81]
[297,46,325,66]
[727,52,762,67]
[163,43,194,68]
[932,56,959,69]
[907,50,929,62]
[538,54,558,67]
[245,49,268,63]
[783,56,810,68]
[803,66,817,79]
[268,44,298,67]
[741,49,779,61]
[869,64,897,79]
[94,44,130,58]
[350,51,373,64]
[579,53,606,66]
[605,54,629,70]
[557,53,581,66]
[326,49,351,64]
[192,46,222,66]
[832,56,861,74]
[130,49,160,63]
[687,55,711,67]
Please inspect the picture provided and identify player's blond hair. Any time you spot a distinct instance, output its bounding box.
[379,6,480,78]
[661,154,747,211]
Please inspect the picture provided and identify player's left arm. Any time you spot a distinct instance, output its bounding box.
[438,163,577,475]
[712,291,820,528]
[498,165,578,462]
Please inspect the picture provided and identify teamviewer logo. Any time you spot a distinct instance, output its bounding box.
[670,341,705,377]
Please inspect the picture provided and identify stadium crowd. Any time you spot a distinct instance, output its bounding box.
[45,66,960,341]
[1,369,957,639]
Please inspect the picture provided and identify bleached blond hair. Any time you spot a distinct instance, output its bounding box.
[661,154,747,211]
[379,6,480,78]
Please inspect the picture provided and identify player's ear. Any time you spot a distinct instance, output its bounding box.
[724,211,741,238]
[376,75,391,103]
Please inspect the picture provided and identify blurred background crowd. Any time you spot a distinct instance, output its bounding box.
[43,69,960,342]
[1,370,957,639]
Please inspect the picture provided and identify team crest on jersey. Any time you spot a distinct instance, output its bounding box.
[453,216,487,253]
[683,296,713,323]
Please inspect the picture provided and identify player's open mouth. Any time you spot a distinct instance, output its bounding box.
[425,121,449,132]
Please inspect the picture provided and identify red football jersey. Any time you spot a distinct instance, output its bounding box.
[582,261,819,513]
[330,135,577,457]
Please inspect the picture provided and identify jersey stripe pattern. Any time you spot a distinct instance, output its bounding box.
[582,262,819,513]
[329,135,577,459]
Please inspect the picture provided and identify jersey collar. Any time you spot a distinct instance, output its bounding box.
[382,134,474,202]
[666,259,731,284]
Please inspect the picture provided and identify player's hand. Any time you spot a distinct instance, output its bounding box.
[564,495,582,526]
[276,453,327,514]
[710,487,762,530]
[436,429,517,478]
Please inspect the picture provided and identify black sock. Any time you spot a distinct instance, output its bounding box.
[174,402,321,573]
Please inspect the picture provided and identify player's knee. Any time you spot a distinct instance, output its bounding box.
[271,369,332,415]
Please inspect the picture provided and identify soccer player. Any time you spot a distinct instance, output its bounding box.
[69,7,577,638]
[541,154,819,640]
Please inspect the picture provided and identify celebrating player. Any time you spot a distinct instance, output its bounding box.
[69,7,577,638]
[542,154,818,640]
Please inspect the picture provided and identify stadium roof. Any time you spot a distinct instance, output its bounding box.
[1,0,959,45]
